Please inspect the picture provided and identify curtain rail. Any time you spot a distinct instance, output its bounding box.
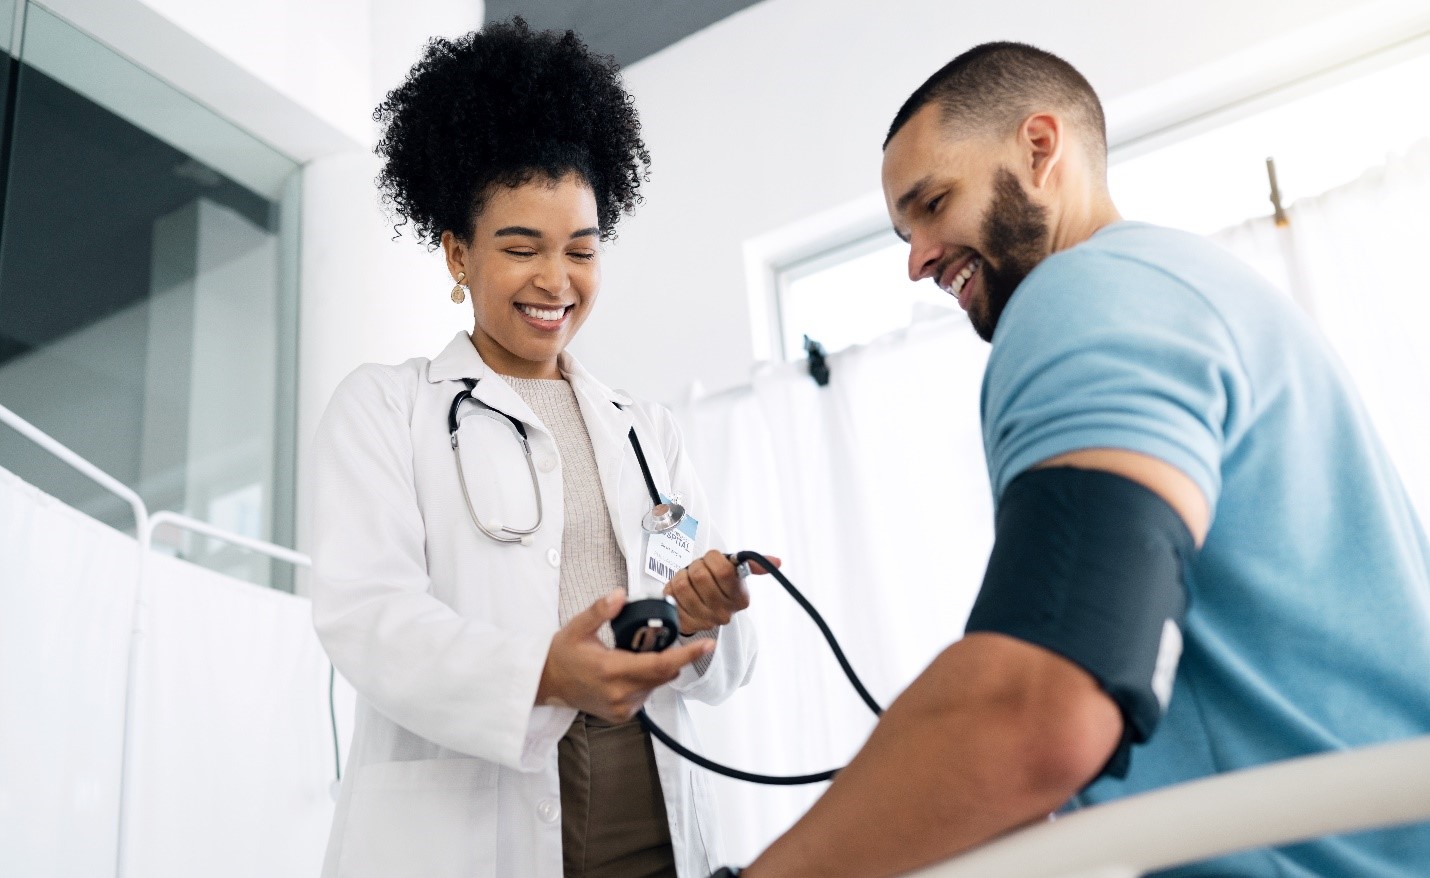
[0,401,150,547]
[0,401,312,568]
[147,510,311,569]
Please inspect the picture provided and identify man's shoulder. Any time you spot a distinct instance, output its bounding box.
[995,224,1227,351]
[1028,222,1217,291]
[1000,221,1258,341]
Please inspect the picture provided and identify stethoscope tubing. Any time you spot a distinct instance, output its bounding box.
[637,550,884,785]
[448,378,665,543]
[448,380,545,542]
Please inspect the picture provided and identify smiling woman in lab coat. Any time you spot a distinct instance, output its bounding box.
[310,19,762,878]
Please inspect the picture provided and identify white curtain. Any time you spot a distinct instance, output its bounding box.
[676,139,1430,866]
[0,466,138,877]
[673,315,995,863]
[121,552,344,878]
[0,463,352,878]
[1214,138,1430,526]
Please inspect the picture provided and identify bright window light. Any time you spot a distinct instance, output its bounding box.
[776,232,956,360]
[1110,44,1430,235]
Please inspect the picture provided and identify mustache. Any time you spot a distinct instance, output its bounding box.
[934,248,981,281]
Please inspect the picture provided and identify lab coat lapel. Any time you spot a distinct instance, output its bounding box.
[469,375,543,436]
[426,331,545,434]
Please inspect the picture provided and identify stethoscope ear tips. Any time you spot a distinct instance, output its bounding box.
[520,535,534,546]
[329,780,341,802]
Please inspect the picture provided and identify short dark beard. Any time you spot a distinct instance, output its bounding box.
[969,168,1050,342]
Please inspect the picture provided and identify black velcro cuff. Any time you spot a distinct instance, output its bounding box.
[965,466,1195,780]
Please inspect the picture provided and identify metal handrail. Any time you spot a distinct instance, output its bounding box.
[911,734,1430,878]
[146,509,311,569]
[0,401,150,546]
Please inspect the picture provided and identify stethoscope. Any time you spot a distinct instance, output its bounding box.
[447,377,688,651]
[325,378,885,800]
[439,378,886,785]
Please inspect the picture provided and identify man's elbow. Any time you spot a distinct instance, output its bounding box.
[949,640,1124,812]
[992,687,1121,810]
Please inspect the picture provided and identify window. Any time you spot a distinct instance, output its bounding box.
[769,36,1430,363]
[0,3,301,589]
[773,229,956,361]
[1107,37,1430,235]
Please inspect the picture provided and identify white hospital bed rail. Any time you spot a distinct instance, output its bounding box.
[911,734,1430,877]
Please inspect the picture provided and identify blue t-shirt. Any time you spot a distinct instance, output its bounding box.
[983,222,1430,876]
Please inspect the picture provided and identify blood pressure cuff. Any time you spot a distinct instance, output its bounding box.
[964,466,1195,781]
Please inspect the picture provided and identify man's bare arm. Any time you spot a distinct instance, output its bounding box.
[744,449,1209,877]
[743,633,1121,877]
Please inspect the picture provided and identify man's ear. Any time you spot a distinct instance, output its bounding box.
[1021,112,1064,190]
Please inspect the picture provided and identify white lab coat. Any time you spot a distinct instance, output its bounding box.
[310,331,756,878]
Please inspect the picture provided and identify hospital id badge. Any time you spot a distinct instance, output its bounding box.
[643,496,698,584]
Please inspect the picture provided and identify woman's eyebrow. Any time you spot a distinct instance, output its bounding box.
[492,226,601,239]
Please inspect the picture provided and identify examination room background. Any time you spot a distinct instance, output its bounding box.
[3,0,1430,875]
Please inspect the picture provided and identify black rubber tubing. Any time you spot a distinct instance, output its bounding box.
[636,550,883,785]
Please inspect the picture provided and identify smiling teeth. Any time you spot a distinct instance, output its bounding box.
[946,258,982,297]
[517,304,568,321]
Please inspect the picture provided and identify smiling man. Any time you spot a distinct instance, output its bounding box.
[715,42,1430,878]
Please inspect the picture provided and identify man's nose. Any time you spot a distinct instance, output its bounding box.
[907,232,942,283]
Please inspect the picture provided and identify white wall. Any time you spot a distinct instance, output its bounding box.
[294,0,485,590]
[41,0,362,160]
[574,0,1430,404]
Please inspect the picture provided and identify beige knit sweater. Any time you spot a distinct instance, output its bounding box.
[507,376,716,664]
[507,377,628,648]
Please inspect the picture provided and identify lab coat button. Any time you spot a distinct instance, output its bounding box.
[547,548,561,568]
[537,799,560,824]
[537,454,557,473]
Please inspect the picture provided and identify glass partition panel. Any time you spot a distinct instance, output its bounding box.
[0,3,301,589]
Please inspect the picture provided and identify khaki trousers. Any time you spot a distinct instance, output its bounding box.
[558,713,677,878]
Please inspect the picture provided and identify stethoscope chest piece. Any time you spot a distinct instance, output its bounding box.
[641,501,686,535]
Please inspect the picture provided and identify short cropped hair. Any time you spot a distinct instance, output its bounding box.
[885,42,1107,170]
[374,17,650,245]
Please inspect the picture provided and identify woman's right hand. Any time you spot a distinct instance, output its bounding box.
[535,589,715,723]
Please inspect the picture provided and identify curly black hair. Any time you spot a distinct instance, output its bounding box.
[374,17,650,246]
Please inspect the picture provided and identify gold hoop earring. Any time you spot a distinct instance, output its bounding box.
[450,271,467,304]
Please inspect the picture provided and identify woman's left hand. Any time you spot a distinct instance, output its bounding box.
[663,549,781,636]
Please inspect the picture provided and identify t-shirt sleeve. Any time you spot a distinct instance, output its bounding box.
[982,248,1247,511]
